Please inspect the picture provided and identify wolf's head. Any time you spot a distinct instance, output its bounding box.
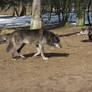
[45,31,62,48]
[52,34,62,48]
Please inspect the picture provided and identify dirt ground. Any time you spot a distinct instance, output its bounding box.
[0,26,92,92]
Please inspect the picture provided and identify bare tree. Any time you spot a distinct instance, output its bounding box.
[30,0,42,29]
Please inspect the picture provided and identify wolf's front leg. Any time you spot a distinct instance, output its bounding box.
[16,43,26,59]
[39,44,48,60]
[34,45,41,56]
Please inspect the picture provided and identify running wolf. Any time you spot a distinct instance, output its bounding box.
[0,29,62,60]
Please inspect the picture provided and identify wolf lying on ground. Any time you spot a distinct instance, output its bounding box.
[0,29,61,60]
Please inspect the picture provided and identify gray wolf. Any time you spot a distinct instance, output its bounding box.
[0,29,61,60]
[88,27,92,41]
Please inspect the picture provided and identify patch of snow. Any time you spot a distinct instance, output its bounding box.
[0,12,92,28]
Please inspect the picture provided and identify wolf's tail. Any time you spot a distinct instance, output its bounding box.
[6,42,13,52]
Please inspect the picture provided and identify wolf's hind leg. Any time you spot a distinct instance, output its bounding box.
[6,41,13,52]
[34,45,41,56]
[16,43,25,59]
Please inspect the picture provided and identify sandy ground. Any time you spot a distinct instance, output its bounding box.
[0,26,92,92]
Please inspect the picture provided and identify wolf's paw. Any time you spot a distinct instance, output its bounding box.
[33,53,40,57]
[20,55,26,59]
[43,57,48,60]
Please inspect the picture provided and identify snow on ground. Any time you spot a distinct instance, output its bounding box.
[0,13,92,28]
[0,15,31,28]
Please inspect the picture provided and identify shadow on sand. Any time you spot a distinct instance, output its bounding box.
[81,39,92,43]
[15,53,69,60]
[45,53,69,58]
[59,32,79,37]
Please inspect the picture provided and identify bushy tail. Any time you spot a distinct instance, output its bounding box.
[6,42,13,52]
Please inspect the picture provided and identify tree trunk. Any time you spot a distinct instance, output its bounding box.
[48,5,53,21]
[62,12,69,26]
[57,9,61,22]
[87,0,91,25]
[20,6,26,16]
[87,12,91,25]
[76,11,85,26]
[12,6,19,16]
[30,0,42,29]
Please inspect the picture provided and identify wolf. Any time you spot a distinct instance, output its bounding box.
[0,29,61,60]
[88,27,92,41]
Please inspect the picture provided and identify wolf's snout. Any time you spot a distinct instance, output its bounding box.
[59,44,62,48]
[55,43,62,48]
[58,43,62,48]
